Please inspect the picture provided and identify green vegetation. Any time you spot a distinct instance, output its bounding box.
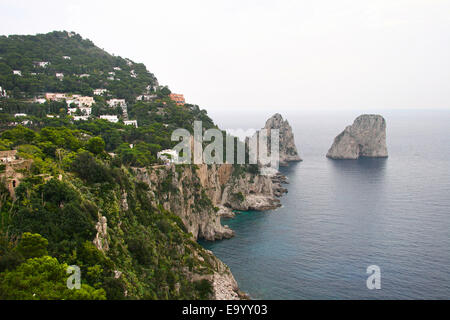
[0,31,228,300]
[0,31,156,100]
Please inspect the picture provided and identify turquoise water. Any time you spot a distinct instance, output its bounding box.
[201,109,450,299]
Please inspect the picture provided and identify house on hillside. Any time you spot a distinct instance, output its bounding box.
[124,120,138,128]
[56,73,64,80]
[66,96,94,107]
[107,99,126,108]
[157,149,179,165]
[34,98,47,104]
[94,89,108,95]
[35,61,50,68]
[136,94,157,102]
[63,56,71,60]
[68,107,91,116]
[100,115,119,123]
[73,116,89,121]
[13,70,22,76]
[46,93,67,101]
[14,113,27,117]
[169,93,185,106]
[77,96,95,107]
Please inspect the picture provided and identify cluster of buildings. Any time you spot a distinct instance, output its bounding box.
[45,93,95,108]
[169,93,185,106]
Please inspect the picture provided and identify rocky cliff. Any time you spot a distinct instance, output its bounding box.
[134,164,286,241]
[327,114,388,160]
[263,113,302,166]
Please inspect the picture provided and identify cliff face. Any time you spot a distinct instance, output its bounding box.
[134,164,286,241]
[132,163,286,299]
[264,113,302,166]
[327,114,388,160]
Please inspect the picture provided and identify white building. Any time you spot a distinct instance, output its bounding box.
[100,115,119,123]
[13,70,22,76]
[79,74,90,78]
[94,89,108,95]
[124,120,138,128]
[36,61,49,68]
[137,94,157,101]
[107,99,126,108]
[130,70,137,78]
[56,73,64,80]
[0,86,7,98]
[46,93,67,101]
[157,149,179,165]
[63,56,71,60]
[73,116,89,121]
[77,96,95,107]
[14,113,27,117]
[34,98,47,104]
[113,67,122,71]
[68,107,91,116]
[66,96,94,107]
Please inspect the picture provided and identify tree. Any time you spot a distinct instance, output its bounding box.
[16,232,48,259]
[0,256,106,300]
[86,137,105,155]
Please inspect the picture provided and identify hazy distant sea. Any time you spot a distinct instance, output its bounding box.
[200,108,450,299]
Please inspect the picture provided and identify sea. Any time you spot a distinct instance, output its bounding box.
[200,108,450,300]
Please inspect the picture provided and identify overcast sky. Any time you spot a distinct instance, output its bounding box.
[1,0,449,111]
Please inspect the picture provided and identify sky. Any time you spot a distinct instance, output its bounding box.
[1,0,449,112]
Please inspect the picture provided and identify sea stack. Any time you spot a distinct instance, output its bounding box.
[327,114,388,160]
[264,113,302,166]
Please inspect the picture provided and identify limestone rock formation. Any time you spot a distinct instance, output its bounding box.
[263,113,302,166]
[93,215,109,252]
[134,164,286,241]
[327,114,388,159]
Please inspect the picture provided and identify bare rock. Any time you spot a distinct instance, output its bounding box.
[327,114,388,159]
[264,113,302,166]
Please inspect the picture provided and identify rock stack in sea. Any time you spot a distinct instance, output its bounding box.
[327,114,388,160]
[263,113,302,166]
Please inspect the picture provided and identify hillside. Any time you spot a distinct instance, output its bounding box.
[0,31,157,100]
[0,31,248,300]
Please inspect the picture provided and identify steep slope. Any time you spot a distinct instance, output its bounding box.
[0,31,157,100]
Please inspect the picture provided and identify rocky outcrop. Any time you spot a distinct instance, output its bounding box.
[134,164,285,241]
[191,249,247,300]
[327,114,388,160]
[93,215,109,252]
[263,113,302,166]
